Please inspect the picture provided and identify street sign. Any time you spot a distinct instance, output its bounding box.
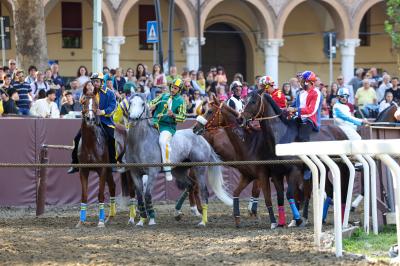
[0,16,11,50]
[146,21,159,43]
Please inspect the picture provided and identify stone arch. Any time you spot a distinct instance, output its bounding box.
[351,0,383,38]
[43,0,115,36]
[201,0,274,39]
[276,0,351,39]
[204,14,256,81]
[116,0,195,37]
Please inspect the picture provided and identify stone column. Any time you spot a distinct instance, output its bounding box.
[182,37,200,71]
[262,39,284,84]
[339,39,360,84]
[103,36,125,69]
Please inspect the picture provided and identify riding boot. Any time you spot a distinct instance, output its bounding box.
[108,137,117,172]
[67,130,81,174]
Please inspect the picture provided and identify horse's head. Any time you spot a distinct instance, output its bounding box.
[128,93,148,121]
[193,94,245,141]
[81,91,99,126]
[241,89,264,126]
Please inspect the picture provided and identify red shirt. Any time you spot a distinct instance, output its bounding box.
[270,89,287,108]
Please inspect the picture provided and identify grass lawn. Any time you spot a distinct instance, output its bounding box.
[343,225,397,261]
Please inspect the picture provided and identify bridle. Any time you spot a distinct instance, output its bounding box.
[203,102,237,131]
[244,92,281,121]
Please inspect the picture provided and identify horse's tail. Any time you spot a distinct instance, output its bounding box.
[208,150,233,206]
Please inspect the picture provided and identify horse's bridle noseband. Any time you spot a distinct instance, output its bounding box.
[243,92,281,122]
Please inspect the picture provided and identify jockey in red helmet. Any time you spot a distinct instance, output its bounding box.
[259,76,287,108]
[287,71,321,141]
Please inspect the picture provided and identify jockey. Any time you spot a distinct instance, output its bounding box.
[149,78,187,181]
[259,76,287,108]
[287,71,321,142]
[67,72,117,174]
[227,81,244,112]
[333,87,370,140]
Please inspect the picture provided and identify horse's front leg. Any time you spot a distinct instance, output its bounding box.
[259,173,278,229]
[232,176,251,228]
[248,179,261,217]
[76,169,89,228]
[194,166,209,227]
[286,167,305,227]
[130,170,147,226]
[97,168,107,228]
[144,170,157,226]
[271,174,286,227]
[105,168,117,223]
[126,171,137,225]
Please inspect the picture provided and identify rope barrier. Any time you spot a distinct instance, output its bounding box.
[1,158,357,168]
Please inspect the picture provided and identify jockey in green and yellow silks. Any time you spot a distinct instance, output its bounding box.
[149,78,186,180]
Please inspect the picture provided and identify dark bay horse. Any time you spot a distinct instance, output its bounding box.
[241,91,350,226]
[376,104,398,123]
[193,96,285,229]
[77,89,116,228]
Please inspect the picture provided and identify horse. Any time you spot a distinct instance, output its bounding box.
[376,103,398,123]
[241,91,351,225]
[76,88,116,228]
[126,93,233,227]
[193,96,285,229]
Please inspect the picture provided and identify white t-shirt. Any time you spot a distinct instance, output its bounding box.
[30,98,60,118]
[77,76,90,90]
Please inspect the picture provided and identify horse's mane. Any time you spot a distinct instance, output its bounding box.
[262,93,290,124]
[376,103,397,122]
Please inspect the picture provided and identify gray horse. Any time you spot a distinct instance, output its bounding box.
[126,93,233,226]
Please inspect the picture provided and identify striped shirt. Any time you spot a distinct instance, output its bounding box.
[13,81,32,110]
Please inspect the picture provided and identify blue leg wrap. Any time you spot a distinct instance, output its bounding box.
[251,198,258,214]
[99,203,105,222]
[233,197,240,217]
[322,197,332,223]
[304,169,311,180]
[289,199,300,220]
[80,203,87,222]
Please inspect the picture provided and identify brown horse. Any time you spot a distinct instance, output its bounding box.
[77,89,116,228]
[241,91,350,225]
[376,104,398,123]
[193,96,284,228]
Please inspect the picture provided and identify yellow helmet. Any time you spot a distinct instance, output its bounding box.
[171,78,184,91]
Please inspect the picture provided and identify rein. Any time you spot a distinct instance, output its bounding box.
[247,92,281,121]
[204,102,237,131]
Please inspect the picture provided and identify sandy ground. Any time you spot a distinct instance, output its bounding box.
[0,201,385,266]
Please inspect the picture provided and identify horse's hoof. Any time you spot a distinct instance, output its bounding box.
[234,217,241,228]
[136,220,144,227]
[295,218,306,227]
[105,216,114,224]
[127,218,135,225]
[277,223,286,228]
[271,223,278,229]
[197,221,206,227]
[75,221,84,228]
[174,210,183,221]
[148,218,156,226]
[97,221,105,228]
[190,208,202,217]
[288,220,297,228]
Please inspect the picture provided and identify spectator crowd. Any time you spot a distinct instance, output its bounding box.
[0,58,397,120]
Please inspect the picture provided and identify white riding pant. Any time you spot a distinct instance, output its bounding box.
[337,124,362,140]
[159,130,173,171]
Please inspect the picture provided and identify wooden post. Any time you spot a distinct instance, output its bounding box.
[36,146,48,216]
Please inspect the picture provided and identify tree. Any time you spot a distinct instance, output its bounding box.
[385,0,400,73]
[12,0,48,71]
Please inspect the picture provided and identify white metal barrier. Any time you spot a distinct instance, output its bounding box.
[276,139,400,258]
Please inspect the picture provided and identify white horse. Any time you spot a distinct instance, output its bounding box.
[126,93,233,226]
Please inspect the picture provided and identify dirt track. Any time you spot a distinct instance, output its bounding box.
[0,202,383,265]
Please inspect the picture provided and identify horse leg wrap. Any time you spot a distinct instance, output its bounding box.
[322,197,332,223]
[175,189,189,211]
[247,197,254,211]
[278,205,286,225]
[80,203,87,222]
[251,198,258,215]
[145,196,155,219]
[129,198,137,219]
[303,199,310,220]
[267,206,277,224]
[202,204,208,224]
[233,197,240,217]
[109,197,116,217]
[99,203,105,222]
[138,199,147,219]
[288,199,300,220]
